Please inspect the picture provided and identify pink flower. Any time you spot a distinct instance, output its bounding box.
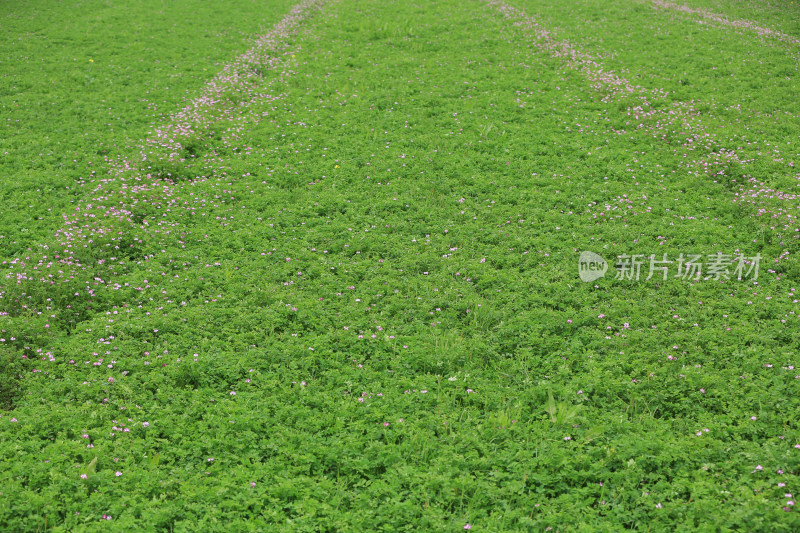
[142,422,149,427]
[80,474,88,479]
[230,391,236,396]
[464,525,472,530]
[10,418,17,423]
[115,471,122,477]
[250,482,256,488]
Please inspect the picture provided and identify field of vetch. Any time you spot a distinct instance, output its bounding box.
[1,0,799,530]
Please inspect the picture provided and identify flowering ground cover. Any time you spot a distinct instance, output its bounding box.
[1,0,799,530]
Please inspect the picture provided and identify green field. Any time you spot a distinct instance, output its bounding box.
[2,0,799,530]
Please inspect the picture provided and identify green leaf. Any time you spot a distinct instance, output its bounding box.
[86,457,97,475]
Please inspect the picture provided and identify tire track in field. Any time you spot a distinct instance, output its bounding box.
[485,0,646,103]
[1,0,331,319]
[3,1,328,274]
[646,0,800,46]
[484,0,799,251]
[63,0,330,255]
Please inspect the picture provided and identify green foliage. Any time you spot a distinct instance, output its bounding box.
[545,390,582,425]
[1,0,799,530]
[0,347,21,410]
